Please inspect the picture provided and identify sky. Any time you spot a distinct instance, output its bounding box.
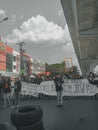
[0,0,79,68]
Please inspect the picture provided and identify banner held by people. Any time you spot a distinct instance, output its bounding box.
[20,79,98,97]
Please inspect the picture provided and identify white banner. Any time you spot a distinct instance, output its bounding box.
[21,82,39,97]
[21,79,98,96]
[63,79,98,96]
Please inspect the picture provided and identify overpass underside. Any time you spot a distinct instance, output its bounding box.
[61,0,98,77]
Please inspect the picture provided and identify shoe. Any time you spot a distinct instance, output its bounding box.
[57,104,63,107]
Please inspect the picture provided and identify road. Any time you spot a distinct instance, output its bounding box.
[0,98,98,130]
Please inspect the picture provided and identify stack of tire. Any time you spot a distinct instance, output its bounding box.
[10,105,44,130]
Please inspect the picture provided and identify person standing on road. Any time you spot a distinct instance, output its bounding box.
[12,77,22,108]
[3,77,11,108]
[87,72,98,85]
[54,73,64,107]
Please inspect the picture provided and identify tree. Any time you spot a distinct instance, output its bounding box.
[45,61,65,74]
[45,62,81,78]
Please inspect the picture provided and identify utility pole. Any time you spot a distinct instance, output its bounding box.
[17,41,26,71]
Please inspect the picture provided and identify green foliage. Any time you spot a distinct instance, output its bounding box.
[45,61,80,76]
[45,61,65,74]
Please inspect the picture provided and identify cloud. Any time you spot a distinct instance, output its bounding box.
[20,15,65,42]
[5,15,67,43]
[4,15,79,65]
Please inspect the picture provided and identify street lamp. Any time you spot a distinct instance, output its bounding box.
[0,17,8,23]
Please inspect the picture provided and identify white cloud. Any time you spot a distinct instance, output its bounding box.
[4,15,79,66]
[20,15,65,42]
[5,15,66,43]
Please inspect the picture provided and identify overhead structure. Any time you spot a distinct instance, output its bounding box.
[61,0,98,77]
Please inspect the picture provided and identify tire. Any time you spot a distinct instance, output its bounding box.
[11,105,43,127]
[17,119,44,130]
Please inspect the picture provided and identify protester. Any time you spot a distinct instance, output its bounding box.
[12,77,22,108]
[2,77,11,108]
[87,72,98,86]
[54,73,64,107]
[87,71,98,100]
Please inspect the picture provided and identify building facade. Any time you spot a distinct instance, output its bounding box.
[0,42,45,76]
[21,52,32,76]
[32,59,45,74]
[13,50,20,73]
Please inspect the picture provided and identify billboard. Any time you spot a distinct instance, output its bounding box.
[65,58,72,68]
[0,43,14,72]
[0,54,6,62]
[0,43,6,71]
[64,58,73,72]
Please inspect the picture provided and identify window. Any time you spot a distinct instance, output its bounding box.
[14,65,16,69]
[14,56,16,61]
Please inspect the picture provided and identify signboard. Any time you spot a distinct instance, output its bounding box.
[0,54,6,62]
[65,58,72,68]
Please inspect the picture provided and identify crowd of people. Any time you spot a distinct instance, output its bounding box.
[0,75,22,109]
[0,71,87,109]
[0,72,65,108]
[20,73,65,107]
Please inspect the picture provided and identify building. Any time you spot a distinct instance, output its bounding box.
[0,42,19,78]
[32,59,45,74]
[21,52,32,76]
[0,42,45,76]
[6,45,13,72]
[0,42,6,73]
[13,50,20,73]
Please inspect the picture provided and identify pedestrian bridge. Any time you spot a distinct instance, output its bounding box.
[61,0,98,77]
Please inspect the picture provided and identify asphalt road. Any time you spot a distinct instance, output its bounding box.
[0,98,98,130]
